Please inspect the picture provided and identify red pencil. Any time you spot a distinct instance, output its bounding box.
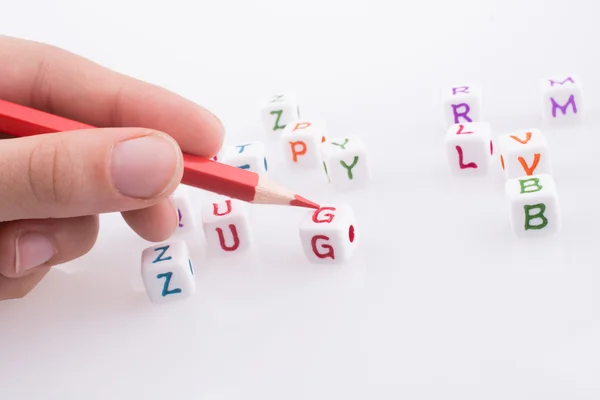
[0,98,320,209]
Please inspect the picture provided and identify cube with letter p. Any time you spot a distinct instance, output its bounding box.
[299,205,357,264]
[281,120,327,169]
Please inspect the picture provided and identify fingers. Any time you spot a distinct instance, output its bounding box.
[0,268,51,301]
[0,35,224,157]
[0,127,183,221]
[0,215,99,279]
[122,198,179,242]
[0,215,99,300]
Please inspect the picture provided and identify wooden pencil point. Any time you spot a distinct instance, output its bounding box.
[290,195,320,209]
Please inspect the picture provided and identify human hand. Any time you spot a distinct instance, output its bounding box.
[0,35,224,300]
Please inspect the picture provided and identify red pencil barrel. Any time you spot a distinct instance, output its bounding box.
[181,154,258,202]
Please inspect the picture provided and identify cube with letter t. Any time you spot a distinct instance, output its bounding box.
[299,205,357,264]
[141,241,196,304]
[505,174,561,238]
[321,135,370,190]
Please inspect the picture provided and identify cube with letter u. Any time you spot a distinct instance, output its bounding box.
[299,205,357,264]
[201,198,252,256]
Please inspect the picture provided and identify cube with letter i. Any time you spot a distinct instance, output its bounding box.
[542,76,582,121]
[221,142,268,175]
[497,129,551,180]
[170,185,196,235]
[260,93,300,135]
[444,122,493,176]
[141,241,196,304]
[201,198,252,256]
[281,120,327,169]
[443,85,481,126]
[299,205,357,264]
[505,174,561,238]
[321,135,370,190]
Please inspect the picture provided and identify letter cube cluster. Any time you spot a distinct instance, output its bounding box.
[260,93,371,190]
[497,129,560,238]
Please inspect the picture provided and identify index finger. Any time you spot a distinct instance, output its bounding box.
[0,35,224,157]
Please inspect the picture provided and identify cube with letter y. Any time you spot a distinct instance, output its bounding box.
[201,198,252,256]
[299,205,357,264]
[505,174,561,238]
[321,135,370,190]
[141,241,196,304]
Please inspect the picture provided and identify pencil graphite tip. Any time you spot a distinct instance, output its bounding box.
[290,194,320,209]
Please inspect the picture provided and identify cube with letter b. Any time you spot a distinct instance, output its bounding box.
[505,174,561,238]
[141,241,195,304]
[299,205,357,264]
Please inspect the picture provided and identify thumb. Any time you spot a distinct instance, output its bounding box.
[0,128,183,221]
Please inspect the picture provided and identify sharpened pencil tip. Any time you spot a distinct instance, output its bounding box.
[290,195,320,209]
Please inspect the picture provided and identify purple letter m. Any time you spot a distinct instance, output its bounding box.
[551,95,578,117]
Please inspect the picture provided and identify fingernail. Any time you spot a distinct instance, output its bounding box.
[15,232,56,274]
[111,134,181,199]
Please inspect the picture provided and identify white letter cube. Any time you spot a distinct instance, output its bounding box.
[281,120,327,169]
[497,129,551,180]
[221,142,268,175]
[444,122,493,176]
[321,135,370,191]
[505,174,561,238]
[299,204,357,264]
[260,93,300,136]
[141,240,195,304]
[541,76,582,121]
[443,85,482,126]
[171,185,196,236]
[201,198,252,255]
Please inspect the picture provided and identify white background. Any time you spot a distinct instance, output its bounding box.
[0,0,599,398]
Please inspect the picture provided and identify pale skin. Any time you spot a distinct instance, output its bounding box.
[0,35,224,300]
